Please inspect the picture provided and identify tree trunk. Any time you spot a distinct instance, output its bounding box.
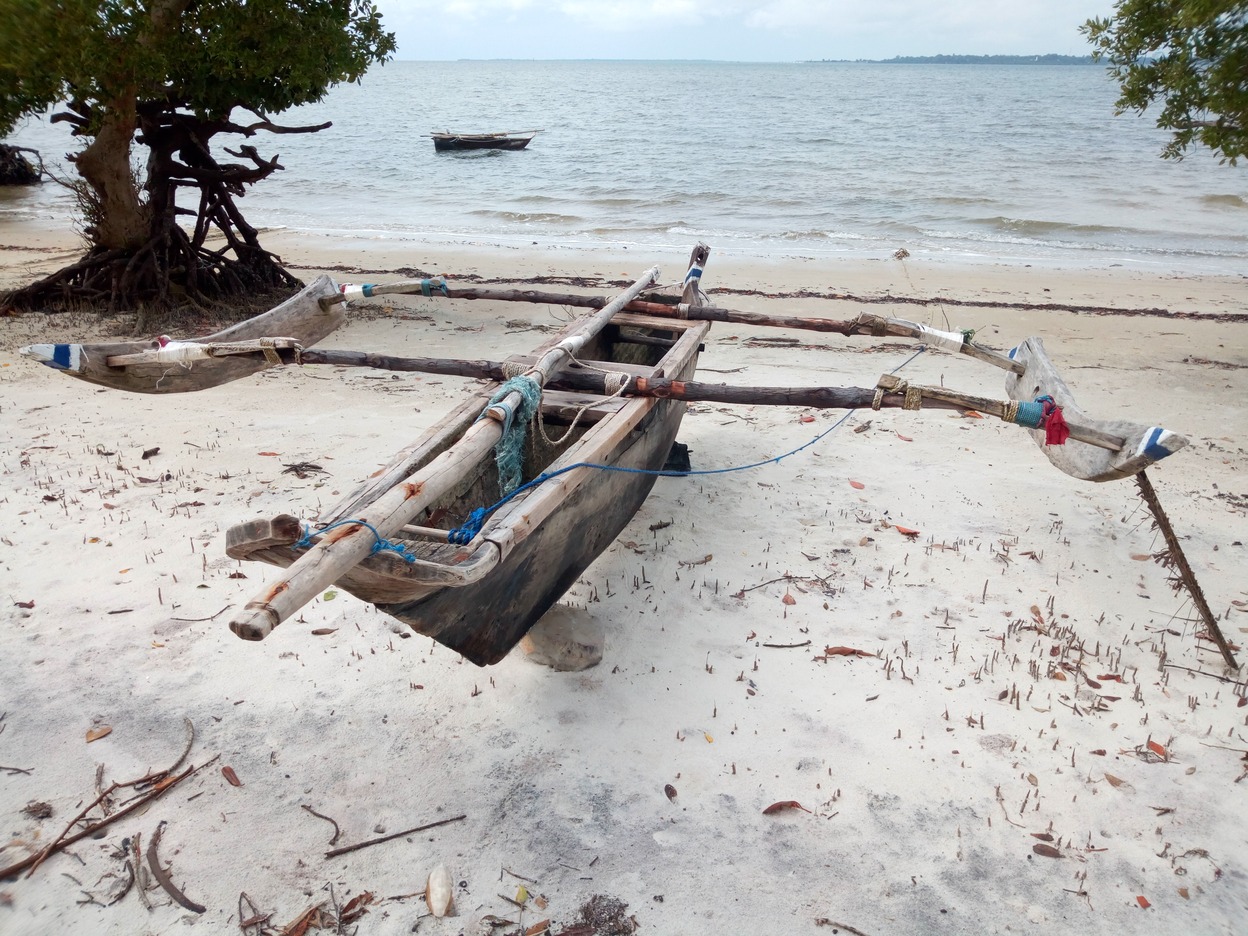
[73,99,150,250]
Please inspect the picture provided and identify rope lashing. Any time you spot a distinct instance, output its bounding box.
[482,375,543,495]
[339,279,449,300]
[293,519,418,563]
[1006,399,1045,428]
[448,507,488,545]
[1007,395,1070,445]
[872,377,923,411]
[448,346,930,543]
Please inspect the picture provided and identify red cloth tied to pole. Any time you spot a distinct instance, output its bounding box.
[1039,397,1070,446]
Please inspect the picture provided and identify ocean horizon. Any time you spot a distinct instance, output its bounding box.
[3,60,1246,276]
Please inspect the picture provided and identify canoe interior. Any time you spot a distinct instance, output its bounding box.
[226,310,710,664]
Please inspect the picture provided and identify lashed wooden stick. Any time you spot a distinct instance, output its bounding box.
[290,348,1120,450]
[332,279,1022,374]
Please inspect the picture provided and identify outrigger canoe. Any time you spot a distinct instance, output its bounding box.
[20,245,1191,665]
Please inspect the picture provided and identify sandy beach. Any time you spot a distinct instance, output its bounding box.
[1,223,1246,935]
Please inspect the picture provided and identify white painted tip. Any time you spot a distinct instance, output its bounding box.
[20,344,75,369]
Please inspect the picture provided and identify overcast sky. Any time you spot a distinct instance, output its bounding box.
[376,0,1118,62]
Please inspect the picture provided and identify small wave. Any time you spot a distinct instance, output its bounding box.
[971,216,1127,237]
[467,210,583,225]
[1200,193,1247,209]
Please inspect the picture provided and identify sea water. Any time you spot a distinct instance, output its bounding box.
[4,60,1246,274]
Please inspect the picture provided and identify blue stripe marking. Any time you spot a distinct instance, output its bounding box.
[52,344,73,369]
[362,284,375,298]
[1141,427,1172,462]
[1008,346,1018,360]
[684,267,703,282]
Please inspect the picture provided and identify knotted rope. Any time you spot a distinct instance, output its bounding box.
[294,519,418,563]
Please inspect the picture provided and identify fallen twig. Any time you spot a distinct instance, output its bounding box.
[238,891,272,931]
[301,804,342,845]
[169,605,230,623]
[1161,662,1246,685]
[815,921,872,936]
[1,757,216,880]
[762,640,812,649]
[325,814,467,859]
[107,858,135,906]
[146,821,206,913]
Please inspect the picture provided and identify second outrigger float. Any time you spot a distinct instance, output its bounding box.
[24,245,1222,668]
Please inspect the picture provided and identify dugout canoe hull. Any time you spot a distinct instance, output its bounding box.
[226,310,711,665]
[1005,336,1188,482]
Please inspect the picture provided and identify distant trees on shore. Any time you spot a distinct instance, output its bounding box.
[808,54,1096,65]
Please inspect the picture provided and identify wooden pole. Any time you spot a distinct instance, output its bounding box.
[1135,471,1239,669]
[291,349,1119,449]
[350,279,1022,374]
[228,267,661,642]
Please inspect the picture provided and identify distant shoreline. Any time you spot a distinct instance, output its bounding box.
[807,54,1096,65]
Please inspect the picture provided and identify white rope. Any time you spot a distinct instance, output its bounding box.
[534,350,633,447]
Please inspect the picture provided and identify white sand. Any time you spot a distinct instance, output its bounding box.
[1,227,1247,935]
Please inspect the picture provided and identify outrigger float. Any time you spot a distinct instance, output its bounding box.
[21,245,1235,668]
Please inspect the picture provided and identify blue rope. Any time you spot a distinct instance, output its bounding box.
[294,519,419,563]
[446,346,930,544]
[1011,394,1055,429]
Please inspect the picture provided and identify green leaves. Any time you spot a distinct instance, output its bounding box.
[1082,0,1248,163]
[0,1,396,134]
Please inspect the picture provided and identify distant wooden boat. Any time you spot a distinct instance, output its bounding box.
[431,129,541,152]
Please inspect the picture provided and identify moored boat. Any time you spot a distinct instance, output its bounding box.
[430,129,541,151]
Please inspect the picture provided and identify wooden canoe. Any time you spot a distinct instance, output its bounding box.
[431,130,541,152]
[1005,337,1188,482]
[19,275,345,394]
[226,306,710,665]
[16,243,1196,665]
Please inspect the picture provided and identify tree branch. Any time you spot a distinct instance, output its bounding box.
[225,118,333,136]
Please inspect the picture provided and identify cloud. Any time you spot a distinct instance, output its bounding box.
[376,0,1117,59]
